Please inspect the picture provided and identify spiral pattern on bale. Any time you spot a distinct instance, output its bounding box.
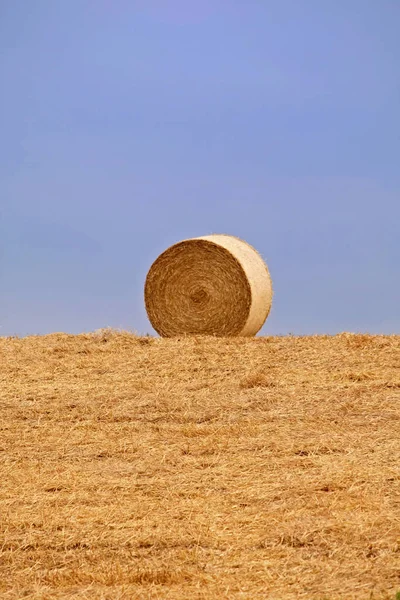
[144,234,273,337]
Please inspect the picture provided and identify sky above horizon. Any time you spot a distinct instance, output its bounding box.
[1,0,399,337]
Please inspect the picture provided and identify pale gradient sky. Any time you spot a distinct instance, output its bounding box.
[1,0,399,336]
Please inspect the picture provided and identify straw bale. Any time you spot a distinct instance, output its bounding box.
[144,234,273,337]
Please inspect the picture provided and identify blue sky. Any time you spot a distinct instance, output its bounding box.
[1,0,399,336]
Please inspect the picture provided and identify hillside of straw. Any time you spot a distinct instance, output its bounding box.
[1,331,399,599]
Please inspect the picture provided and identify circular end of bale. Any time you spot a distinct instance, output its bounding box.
[144,234,273,337]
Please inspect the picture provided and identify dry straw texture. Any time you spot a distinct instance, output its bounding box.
[144,234,273,337]
[1,331,400,599]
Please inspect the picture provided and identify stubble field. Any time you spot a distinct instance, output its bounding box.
[1,331,399,599]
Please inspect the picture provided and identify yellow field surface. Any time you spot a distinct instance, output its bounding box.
[1,331,399,599]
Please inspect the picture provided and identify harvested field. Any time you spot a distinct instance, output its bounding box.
[1,331,399,599]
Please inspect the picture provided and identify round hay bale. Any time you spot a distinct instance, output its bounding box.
[144,234,273,337]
